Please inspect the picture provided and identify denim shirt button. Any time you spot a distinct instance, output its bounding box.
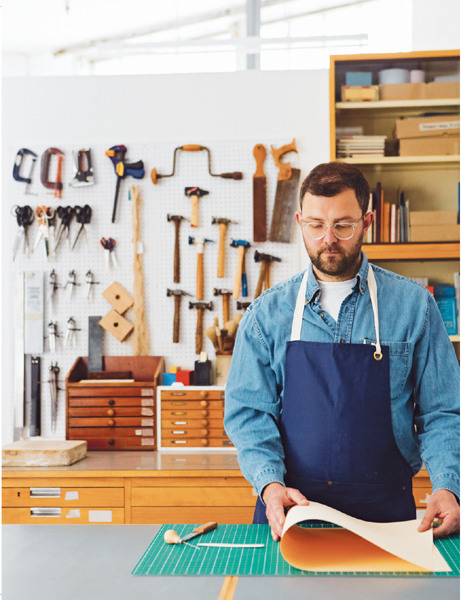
[320,313,324,318]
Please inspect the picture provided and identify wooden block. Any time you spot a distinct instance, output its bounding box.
[2,440,87,467]
[169,366,182,373]
[99,310,134,342]
[102,282,134,314]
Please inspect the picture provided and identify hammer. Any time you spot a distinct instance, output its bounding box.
[189,301,213,355]
[185,187,209,228]
[167,289,192,343]
[212,217,238,278]
[189,236,215,301]
[167,214,189,283]
[254,250,282,299]
[230,239,251,300]
[214,288,232,325]
[237,301,252,311]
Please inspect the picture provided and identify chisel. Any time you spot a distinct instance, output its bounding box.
[164,522,218,550]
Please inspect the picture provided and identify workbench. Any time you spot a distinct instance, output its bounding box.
[4,525,459,600]
[2,451,433,525]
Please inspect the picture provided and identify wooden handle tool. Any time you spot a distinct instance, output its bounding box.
[271,138,298,181]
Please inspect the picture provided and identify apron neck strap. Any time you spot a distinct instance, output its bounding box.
[290,265,382,357]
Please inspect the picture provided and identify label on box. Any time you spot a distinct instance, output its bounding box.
[141,418,154,426]
[141,389,154,396]
[142,399,154,406]
[420,120,459,131]
[65,491,79,500]
[135,430,142,436]
[141,408,154,416]
[89,510,112,523]
[143,429,154,436]
[142,438,155,446]
[66,509,80,519]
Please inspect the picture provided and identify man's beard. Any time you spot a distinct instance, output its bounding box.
[305,236,363,278]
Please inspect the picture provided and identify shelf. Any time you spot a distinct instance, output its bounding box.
[363,243,460,261]
[336,98,460,110]
[337,156,460,165]
[449,335,460,342]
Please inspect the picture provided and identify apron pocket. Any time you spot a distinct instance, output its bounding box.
[363,339,411,400]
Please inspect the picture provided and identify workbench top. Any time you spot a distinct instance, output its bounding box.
[4,525,458,600]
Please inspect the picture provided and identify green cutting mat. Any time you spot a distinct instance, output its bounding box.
[132,524,459,578]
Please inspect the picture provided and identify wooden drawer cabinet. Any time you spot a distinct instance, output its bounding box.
[3,508,125,524]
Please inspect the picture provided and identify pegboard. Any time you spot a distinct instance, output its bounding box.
[6,139,303,441]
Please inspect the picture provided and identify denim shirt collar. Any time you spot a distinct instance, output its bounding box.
[305,250,370,303]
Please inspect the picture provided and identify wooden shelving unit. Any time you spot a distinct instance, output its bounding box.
[336,98,460,110]
[363,242,459,261]
[339,156,460,165]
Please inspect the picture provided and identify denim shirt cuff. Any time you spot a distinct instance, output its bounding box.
[254,470,285,506]
[430,474,460,501]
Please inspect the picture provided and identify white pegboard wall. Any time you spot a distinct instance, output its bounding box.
[6,139,303,441]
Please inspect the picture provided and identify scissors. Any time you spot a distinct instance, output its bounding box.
[32,205,55,261]
[12,205,35,260]
[72,205,92,251]
[54,206,75,252]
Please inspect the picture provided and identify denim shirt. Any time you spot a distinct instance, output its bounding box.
[224,252,460,502]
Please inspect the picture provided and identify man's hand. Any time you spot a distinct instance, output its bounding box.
[417,489,460,538]
[262,482,309,542]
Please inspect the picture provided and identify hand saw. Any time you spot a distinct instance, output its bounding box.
[268,139,301,243]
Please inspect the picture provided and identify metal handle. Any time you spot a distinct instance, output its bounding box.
[30,507,61,517]
[30,488,61,498]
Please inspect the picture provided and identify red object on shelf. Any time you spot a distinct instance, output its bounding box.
[176,370,195,386]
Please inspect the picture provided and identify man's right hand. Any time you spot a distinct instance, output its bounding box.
[262,482,309,541]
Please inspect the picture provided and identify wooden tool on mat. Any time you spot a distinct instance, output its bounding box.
[268,139,301,243]
[189,236,215,300]
[167,214,189,283]
[167,289,192,343]
[164,522,218,551]
[254,250,282,299]
[189,301,213,354]
[253,144,267,242]
[212,217,238,278]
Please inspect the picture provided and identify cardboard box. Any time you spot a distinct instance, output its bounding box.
[396,115,460,139]
[399,135,460,156]
[341,85,379,102]
[410,224,460,242]
[379,83,425,101]
[410,211,458,226]
[346,72,372,86]
[425,81,460,99]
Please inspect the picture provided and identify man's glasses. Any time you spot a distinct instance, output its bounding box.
[300,216,365,240]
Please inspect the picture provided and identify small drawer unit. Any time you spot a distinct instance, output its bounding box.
[157,386,235,451]
[66,356,163,451]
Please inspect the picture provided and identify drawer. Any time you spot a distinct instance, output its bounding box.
[80,437,155,450]
[161,428,227,438]
[161,390,224,400]
[69,387,154,397]
[161,418,224,429]
[413,487,433,508]
[132,507,254,525]
[69,397,154,408]
[132,486,254,507]
[161,438,234,448]
[3,507,124,524]
[68,427,155,437]
[69,417,154,427]
[161,400,224,410]
[161,409,223,419]
[69,406,154,417]
[3,487,124,507]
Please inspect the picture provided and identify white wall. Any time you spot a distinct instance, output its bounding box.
[412,0,460,51]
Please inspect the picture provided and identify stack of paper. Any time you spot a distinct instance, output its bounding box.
[337,135,387,158]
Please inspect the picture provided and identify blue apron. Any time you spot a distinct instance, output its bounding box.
[253,266,416,524]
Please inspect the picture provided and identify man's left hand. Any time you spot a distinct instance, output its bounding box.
[417,489,460,538]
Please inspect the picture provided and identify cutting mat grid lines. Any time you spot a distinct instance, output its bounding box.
[132,524,460,578]
[6,140,303,441]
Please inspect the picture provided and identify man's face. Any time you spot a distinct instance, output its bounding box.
[295,189,373,281]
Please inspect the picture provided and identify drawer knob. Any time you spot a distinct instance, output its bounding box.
[108,439,115,445]
[200,429,209,436]
[201,419,208,426]
[108,399,115,406]
[200,391,209,398]
[200,439,209,446]
[201,410,208,417]
[108,420,115,426]
[200,400,208,408]
[107,409,115,416]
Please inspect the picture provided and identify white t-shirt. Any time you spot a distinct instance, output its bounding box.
[317,278,356,322]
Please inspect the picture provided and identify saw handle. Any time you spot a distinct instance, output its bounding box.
[193,522,218,535]
[271,138,298,181]
[253,144,266,177]
[217,223,227,278]
[182,145,202,152]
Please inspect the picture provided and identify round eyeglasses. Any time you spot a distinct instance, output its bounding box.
[300,216,365,240]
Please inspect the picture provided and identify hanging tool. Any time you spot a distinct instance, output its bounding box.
[167,214,189,283]
[64,317,80,348]
[253,144,267,242]
[70,149,94,187]
[151,145,243,184]
[54,206,75,252]
[49,362,60,434]
[131,186,150,356]
[211,217,238,278]
[213,288,232,325]
[185,187,209,228]
[230,239,251,300]
[167,289,192,343]
[29,356,41,437]
[65,270,79,301]
[189,301,213,355]
[32,206,55,261]
[47,322,58,353]
[242,249,248,297]
[84,270,99,299]
[268,139,301,243]
[12,205,34,261]
[189,236,215,300]
[72,205,92,251]
[13,148,38,195]
[237,301,251,311]
[105,145,145,223]
[48,270,62,316]
[100,238,118,270]
[164,522,217,549]
[254,250,282,299]
[40,148,64,198]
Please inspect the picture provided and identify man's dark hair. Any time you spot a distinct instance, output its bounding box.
[299,162,370,214]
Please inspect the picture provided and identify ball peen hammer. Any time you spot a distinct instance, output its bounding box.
[167,214,189,283]
[189,301,213,355]
[211,217,238,278]
[167,289,192,343]
[185,187,209,228]
[230,239,251,300]
[213,288,232,325]
[254,250,282,299]
[189,236,215,300]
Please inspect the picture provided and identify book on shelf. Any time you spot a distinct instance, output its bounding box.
[363,184,411,244]
[337,135,386,158]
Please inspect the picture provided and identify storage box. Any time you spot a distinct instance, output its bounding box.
[341,85,379,102]
[399,135,460,157]
[379,83,425,101]
[425,81,460,99]
[410,224,460,242]
[410,211,458,226]
[396,115,460,140]
[176,370,194,386]
[346,72,372,86]
[162,373,176,385]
